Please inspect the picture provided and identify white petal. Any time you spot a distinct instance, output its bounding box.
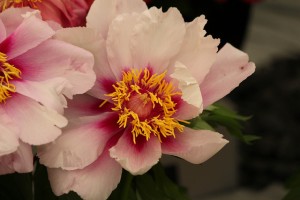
[87,0,147,38]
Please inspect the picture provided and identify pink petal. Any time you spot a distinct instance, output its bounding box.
[0,7,33,36]
[109,127,162,175]
[174,16,220,84]
[0,141,33,175]
[48,149,122,200]
[86,0,147,38]
[162,127,228,164]
[170,62,203,119]
[0,11,54,60]
[11,39,95,97]
[14,79,69,114]
[64,94,113,119]
[200,43,256,108]
[4,94,67,145]
[38,112,120,170]
[54,27,116,99]
[0,107,19,156]
[131,7,185,73]
[0,19,6,43]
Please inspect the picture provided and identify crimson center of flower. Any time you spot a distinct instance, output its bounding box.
[0,0,42,11]
[106,68,185,144]
[0,52,21,103]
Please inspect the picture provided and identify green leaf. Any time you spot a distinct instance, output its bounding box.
[185,116,214,131]
[151,163,190,200]
[283,189,300,200]
[136,173,166,200]
[0,173,33,200]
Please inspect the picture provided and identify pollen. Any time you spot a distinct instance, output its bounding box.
[0,52,21,103]
[106,68,184,144]
[0,0,42,11]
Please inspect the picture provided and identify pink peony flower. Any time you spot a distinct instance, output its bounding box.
[0,7,95,174]
[0,0,93,27]
[38,0,255,199]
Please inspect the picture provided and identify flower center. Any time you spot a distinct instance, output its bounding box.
[0,52,21,103]
[106,68,184,144]
[0,0,42,11]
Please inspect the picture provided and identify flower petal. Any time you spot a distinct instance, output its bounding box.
[162,127,228,164]
[0,11,54,59]
[0,141,33,175]
[4,94,67,145]
[170,62,203,119]
[174,15,219,84]
[106,13,139,78]
[54,27,116,99]
[0,19,6,43]
[87,0,147,38]
[0,7,33,36]
[11,39,95,98]
[200,43,256,107]
[48,149,122,200]
[38,112,120,170]
[14,79,69,114]
[131,7,185,73]
[109,127,161,175]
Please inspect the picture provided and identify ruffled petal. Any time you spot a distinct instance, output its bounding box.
[109,127,162,175]
[0,124,19,156]
[0,11,54,59]
[200,44,256,107]
[162,127,228,164]
[174,15,219,84]
[54,27,115,99]
[14,79,69,114]
[87,0,147,38]
[131,7,185,73]
[4,94,67,145]
[38,112,120,170]
[0,141,33,175]
[48,149,122,200]
[162,128,228,164]
[170,62,203,119]
[11,39,95,98]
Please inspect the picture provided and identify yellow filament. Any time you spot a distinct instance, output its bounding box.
[0,52,21,103]
[1,0,42,11]
[106,68,184,144]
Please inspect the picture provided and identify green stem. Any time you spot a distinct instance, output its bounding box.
[120,171,134,200]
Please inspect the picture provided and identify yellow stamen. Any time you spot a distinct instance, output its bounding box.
[0,0,42,11]
[106,68,184,144]
[0,52,21,103]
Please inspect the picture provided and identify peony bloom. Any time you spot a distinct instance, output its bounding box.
[0,0,94,27]
[38,0,255,199]
[0,7,95,174]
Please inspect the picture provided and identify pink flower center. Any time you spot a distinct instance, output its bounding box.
[0,52,21,103]
[0,0,42,11]
[106,68,185,144]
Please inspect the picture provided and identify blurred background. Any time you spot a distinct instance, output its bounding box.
[145,0,300,199]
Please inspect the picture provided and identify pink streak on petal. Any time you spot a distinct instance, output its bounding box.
[109,127,162,175]
[0,19,6,43]
[0,141,33,175]
[48,136,122,200]
[162,127,228,164]
[0,13,54,60]
[38,112,120,170]
[200,43,256,108]
[3,94,67,145]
